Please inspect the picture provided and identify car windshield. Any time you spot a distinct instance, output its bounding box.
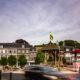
[42,66,58,72]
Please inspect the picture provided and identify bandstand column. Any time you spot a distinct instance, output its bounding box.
[44,52,47,64]
[55,51,57,66]
[50,51,53,65]
[58,52,60,66]
[61,53,63,65]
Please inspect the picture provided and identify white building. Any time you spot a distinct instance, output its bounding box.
[60,46,80,64]
[0,42,36,65]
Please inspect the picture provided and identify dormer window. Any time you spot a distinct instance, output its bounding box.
[22,45,25,48]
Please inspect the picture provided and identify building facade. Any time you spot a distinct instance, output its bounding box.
[60,46,80,64]
[0,42,36,65]
[36,44,80,64]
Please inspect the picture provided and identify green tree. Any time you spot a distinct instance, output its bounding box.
[18,54,27,67]
[8,55,17,66]
[59,40,80,48]
[47,56,54,62]
[0,57,7,66]
[35,50,45,64]
[62,57,66,64]
[76,43,80,48]
[65,40,75,46]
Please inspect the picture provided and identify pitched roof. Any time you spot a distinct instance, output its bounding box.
[42,41,59,51]
[0,43,36,51]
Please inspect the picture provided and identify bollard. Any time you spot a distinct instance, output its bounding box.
[10,72,12,80]
[0,70,2,80]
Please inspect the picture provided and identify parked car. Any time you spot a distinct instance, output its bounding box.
[25,65,69,80]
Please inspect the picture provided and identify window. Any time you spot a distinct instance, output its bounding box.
[26,50,28,53]
[10,50,11,53]
[6,50,8,53]
[5,50,7,53]
[22,50,25,53]
[1,50,3,53]
[3,50,5,53]
[12,50,16,53]
[66,48,69,51]
[22,45,25,48]
[18,50,21,53]
[0,45,3,48]
[0,50,1,53]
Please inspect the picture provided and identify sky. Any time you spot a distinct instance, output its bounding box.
[0,0,80,45]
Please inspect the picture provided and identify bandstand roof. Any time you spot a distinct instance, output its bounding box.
[42,41,59,51]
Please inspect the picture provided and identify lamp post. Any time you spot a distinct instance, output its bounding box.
[0,70,2,80]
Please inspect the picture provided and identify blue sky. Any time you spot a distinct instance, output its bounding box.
[0,0,80,45]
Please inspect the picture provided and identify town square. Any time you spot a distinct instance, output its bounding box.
[0,0,80,80]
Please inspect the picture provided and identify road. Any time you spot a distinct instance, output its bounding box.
[2,73,26,80]
[1,69,78,80]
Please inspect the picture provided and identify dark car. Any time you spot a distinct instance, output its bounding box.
[25,65,69,80]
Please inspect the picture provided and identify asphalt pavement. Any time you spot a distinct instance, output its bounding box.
[2,73,25,80]
[1,68,78,80]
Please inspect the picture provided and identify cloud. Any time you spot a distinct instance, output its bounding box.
[0,0,80,45]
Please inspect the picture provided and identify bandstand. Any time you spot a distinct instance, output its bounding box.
[42,41,63,66]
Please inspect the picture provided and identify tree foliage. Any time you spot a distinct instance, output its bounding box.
[59,40,80,48]
[8,55,17,66]
[62,57,66,64]
[0,57,7,66]
[0,59,1,64]
[18,54,27,67]
[47,56,54,62]
[35,44,46,47]
[35,50,45,64]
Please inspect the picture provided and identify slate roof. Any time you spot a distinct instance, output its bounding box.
[0,43,36,51]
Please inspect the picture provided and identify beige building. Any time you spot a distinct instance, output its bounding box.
[0,42,36,65]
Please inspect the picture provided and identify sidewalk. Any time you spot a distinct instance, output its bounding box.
[2,69,24,74]
[60,68,78,77]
